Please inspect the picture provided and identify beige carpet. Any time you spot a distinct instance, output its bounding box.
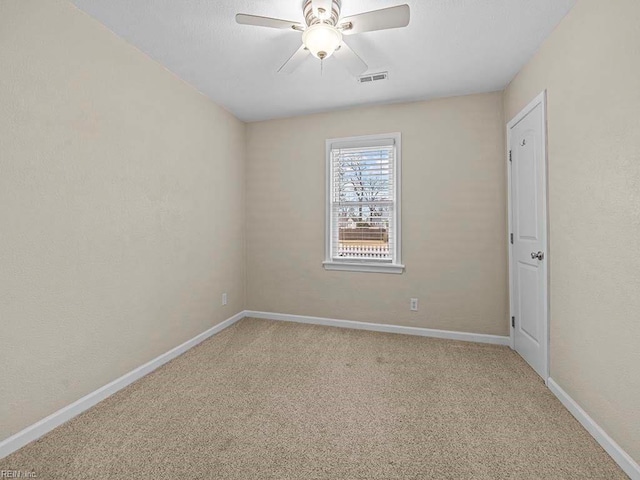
[1,318,627,479]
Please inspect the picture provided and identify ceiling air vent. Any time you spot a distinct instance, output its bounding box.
[358,72,388,84]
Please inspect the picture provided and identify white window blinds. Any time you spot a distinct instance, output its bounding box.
[328,136,398,265]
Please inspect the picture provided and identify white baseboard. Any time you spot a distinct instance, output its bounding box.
[22,307,638,478]
[0,309,507,460]
[245,311,511,346]
[548,378,640,480]
[0,310,245,460]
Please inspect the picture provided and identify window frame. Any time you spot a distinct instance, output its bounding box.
[323,132,404,274]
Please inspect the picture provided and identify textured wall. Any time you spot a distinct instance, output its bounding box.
[0,0,245,440]
[504,0,640,463]
[246,93,508,336]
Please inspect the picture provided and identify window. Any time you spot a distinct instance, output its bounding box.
[324,133,403,274]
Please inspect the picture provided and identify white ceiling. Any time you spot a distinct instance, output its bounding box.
[70,0,575,122]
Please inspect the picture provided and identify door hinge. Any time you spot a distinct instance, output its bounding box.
[510,233,513,244]
[511,316,515,328]
[509,150,512,162]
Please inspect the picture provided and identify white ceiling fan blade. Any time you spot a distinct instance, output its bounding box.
[278,45,310,74]
[236,14,302,30]
[333,42,368,76]
[340,4,410,35]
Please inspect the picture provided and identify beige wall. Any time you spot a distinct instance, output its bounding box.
[0,0,245,440]
[504,0,640,463]
[246,93,508,336]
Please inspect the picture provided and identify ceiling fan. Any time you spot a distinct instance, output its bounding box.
[236,0,410,76]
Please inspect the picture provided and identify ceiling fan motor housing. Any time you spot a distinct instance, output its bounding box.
[303,0,342,26]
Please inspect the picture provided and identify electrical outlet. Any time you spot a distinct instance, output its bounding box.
[222,293,227,306]
[410,298,418,311]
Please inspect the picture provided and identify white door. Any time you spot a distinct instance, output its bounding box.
[508,93,548,381]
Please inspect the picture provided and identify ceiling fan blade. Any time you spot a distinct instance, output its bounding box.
[340,4,410,35]
[236,14,302,30]
[278,45,310,74]
[333,41,368,76]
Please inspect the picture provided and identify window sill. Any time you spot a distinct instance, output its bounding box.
[322,261,405,274]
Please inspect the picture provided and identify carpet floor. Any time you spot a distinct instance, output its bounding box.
[1,318,627,479]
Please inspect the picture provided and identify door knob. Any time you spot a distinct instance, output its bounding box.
[531,251,544,260]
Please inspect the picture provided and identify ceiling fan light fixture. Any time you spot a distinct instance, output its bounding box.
[302,24,342,60]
